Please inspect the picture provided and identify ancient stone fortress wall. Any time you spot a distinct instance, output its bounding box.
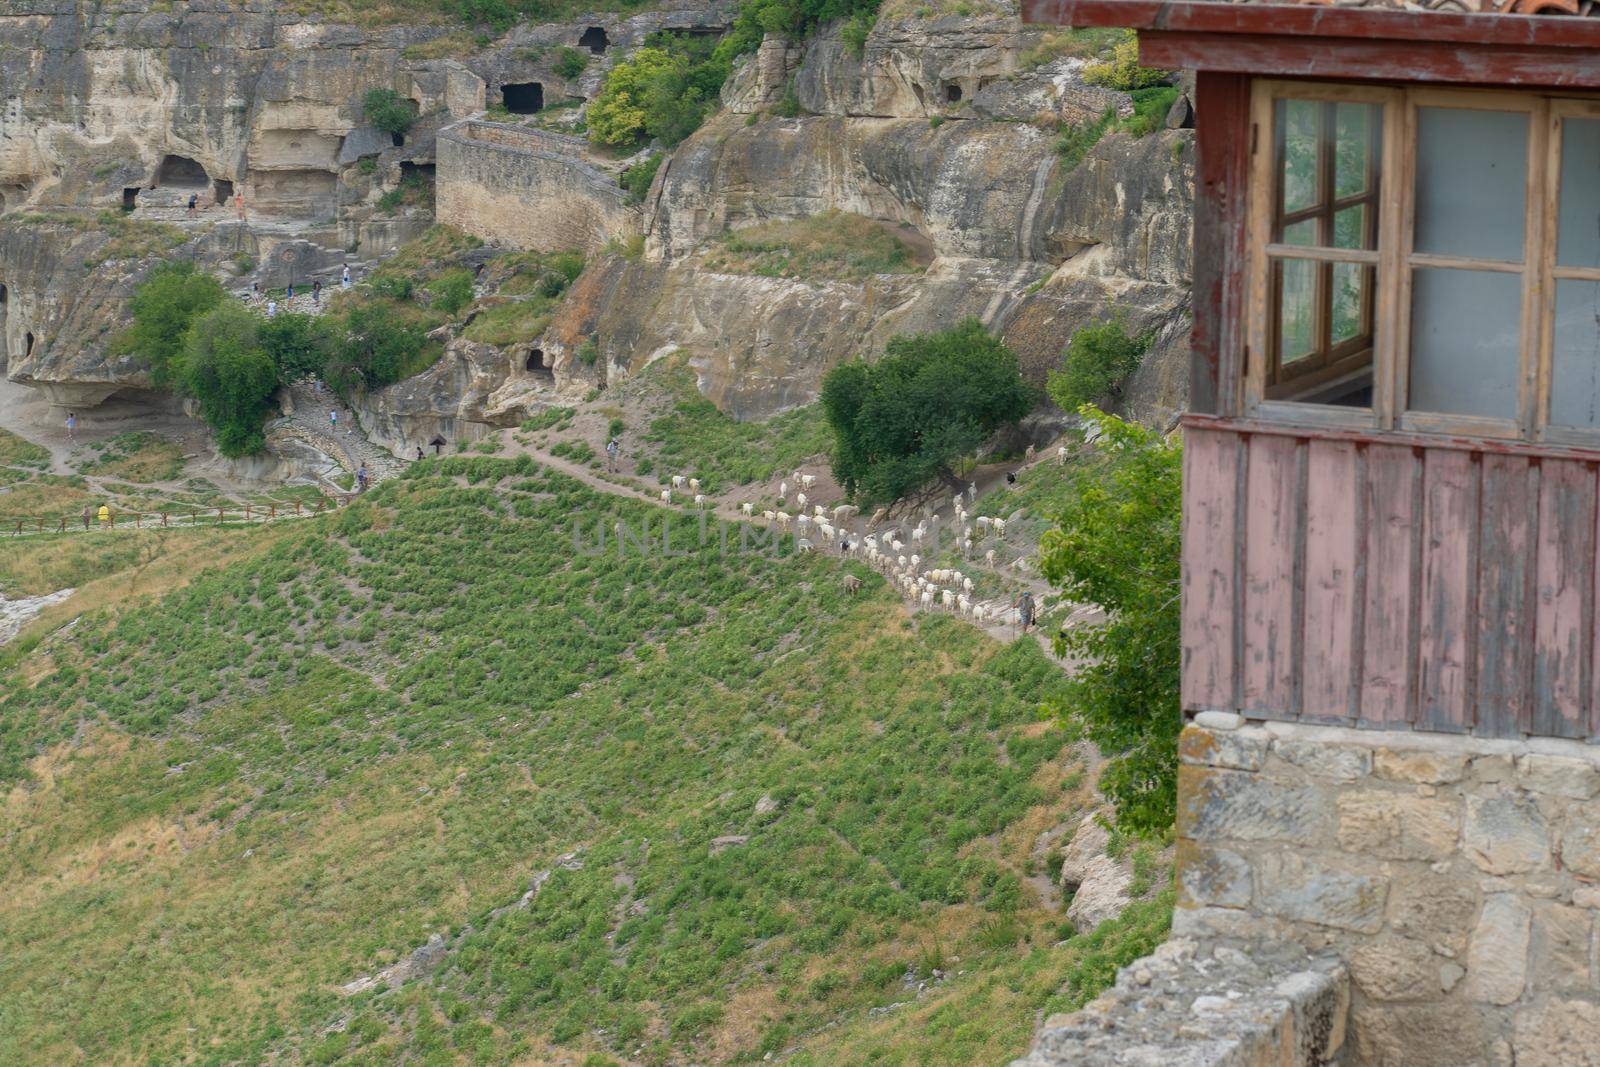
[1019,716,1600,1066]
[435,120,640,254]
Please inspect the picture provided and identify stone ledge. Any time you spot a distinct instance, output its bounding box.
[1011,938,1348,1067]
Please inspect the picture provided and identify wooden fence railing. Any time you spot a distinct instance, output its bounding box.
[3,496,351,539]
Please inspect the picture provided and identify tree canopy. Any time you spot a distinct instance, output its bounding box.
[1039,406,1181,836]
[177,303,281,458]
[820,318,1035,504]
[119,261,226,387]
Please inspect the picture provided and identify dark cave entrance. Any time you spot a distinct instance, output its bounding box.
[213,179,234,206]
[502,82,545,114]
[943,82,962,104]
[122,187,140,211]
[157,154,209,188]
[24,331,34,358]
[525,349,551,375]
[579,26,609,54]
[400,161,436,181]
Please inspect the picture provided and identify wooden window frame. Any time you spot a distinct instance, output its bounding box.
[1242,80,1600,446]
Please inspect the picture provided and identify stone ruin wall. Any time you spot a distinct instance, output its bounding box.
[435,121,641,254]
[1026,716,1600,1066]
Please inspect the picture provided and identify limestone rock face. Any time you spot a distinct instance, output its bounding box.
[354,337,531,457]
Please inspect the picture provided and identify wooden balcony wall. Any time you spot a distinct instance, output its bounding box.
[1182,417,1600,739]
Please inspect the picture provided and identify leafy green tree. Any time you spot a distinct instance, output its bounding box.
[588,48,683,146]
[119,262,225,386]
[1039,406,1181,836]
[1047,313,1154,411]
[588,36,731,148]
[1082,34,1173,91]
[821,318,1035,504]
[620,152,663,203]
[175,303,280,457]
[259,312,334,381]
[362,88,418,138]
[324,304,429,394]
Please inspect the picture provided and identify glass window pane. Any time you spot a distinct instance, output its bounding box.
[1334,103,1374,199]
[1558,117,1600,270]
[1333,205,1367,250]
[1550,279,1600,429]
[1414,107,1528,262]
[1332,263,1371,345]
[1275,258,1319,370]
[1279,99,1321,218]
[1282,218,1318,247]
[1408,268,1521,420]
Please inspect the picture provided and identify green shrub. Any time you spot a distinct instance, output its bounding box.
[324,304,434,394]
[1056,107,1115,170]
[259,312,334,381]
[1121,86,1180,137]
[773,81,803,118]
[1046,314,1154,410]
[841,10,876,57]
[362,88,418,138]
[174,303,279,457]
[427,268,476,316]
[117,261,226,387]
[1040,407,1181,836]
[821,317,1035,504]
[1080,35,1173,91]
[620,152,663,203]
[574,339,599,367]
[588,33,731,148]
[554,45,589,79]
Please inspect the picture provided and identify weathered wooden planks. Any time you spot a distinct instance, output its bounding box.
[1182,428,1241,710]
[1181,422,1600,740]
[1301,440,1361,723]
[1242,435,1302,714]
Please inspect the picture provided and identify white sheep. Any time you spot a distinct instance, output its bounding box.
[775,510,791,529]
[919,589,934,610]
[762,510,776,522]
[864,535,878,553]
[973,606,987,624]
[815,504,827,518]
[672,475,686,489]
[796,492,807,510]
[796,538,814,553]
[694,493,706,507]
[779,480,788,499]
[1057,445,1068,465]
[661,489,672,504]
[941,589,955,609]
[689,477,701,492]
[742,501,754,517]
[967,482,977,503]
[957,594,970,615]
[910,554,920,569]
[800,474,817,489]
[890,539,904,554]
[911,524,926,544]
[975,516,993,531]
[962,577,974,594]
[797,514,812,532]
[897,554,908,569]
[992,517,1007,537]
[834,504,857,521]
[962,537,973,557]
[985,549,997,566]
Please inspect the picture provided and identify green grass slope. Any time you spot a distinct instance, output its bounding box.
[0,456,1102,1065]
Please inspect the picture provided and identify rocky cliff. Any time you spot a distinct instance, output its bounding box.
[0,0,1194,459]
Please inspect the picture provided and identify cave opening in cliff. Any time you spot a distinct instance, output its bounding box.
[213,179,234,206]
[156,154,209,188]
[24,332,33,358]
[502,82,545,114]
[122,188,139,212]
[579,26,608,54]
[400,161,436,182]
[943,82,962,103]
[526,349,550,375]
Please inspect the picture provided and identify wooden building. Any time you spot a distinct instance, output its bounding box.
[1024,0,1600,739]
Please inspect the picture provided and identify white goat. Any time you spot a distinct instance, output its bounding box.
[742,501,754,517]
[672,475,686,489]
[694,494,706,507]
[797,492,808,510]
[661,489,672,504]
[800,474,817,489]
[689,477,701,492]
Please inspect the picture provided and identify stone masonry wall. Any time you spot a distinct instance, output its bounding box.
[1178,715,1600,1067]
[435,121,640,254]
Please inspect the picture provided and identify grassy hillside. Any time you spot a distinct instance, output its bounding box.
[0,454,1141,1065]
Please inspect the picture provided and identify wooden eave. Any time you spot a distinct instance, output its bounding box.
[1021,0,1600,86]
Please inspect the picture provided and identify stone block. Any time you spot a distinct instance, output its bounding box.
[1348,934,1438,1001]
[1513,999,1600,1067]
[1337,790,1460,861]
[1177,765,1334,847]
[1472,753,1517,783]
[1192,710,1243,731]
[1256,851,1386,933]
[1175,839,1252,909]
[1179,725,1266,771]
[1465,893,1531,1005]
[1465,791,1551,874]
[1561,803,1600,879]
[1388,875,1478,954]
[1374,747,1468,785]
[1519,754,1600,800]
[1351,1001,1506,1067]
[1273,739,1371,781]
[1531,900,1593,993]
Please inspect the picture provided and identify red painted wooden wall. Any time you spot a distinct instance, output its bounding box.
[1182,418,1600,739]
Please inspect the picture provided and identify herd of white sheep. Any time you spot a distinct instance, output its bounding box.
[658,466,1035,629]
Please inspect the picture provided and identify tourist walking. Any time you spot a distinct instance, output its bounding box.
[605,437,619,473]
[267,299,277,318]
[65,412,76,442]
[341,264,351,289]
[81,504,92,530]
[97,503,110,528]
[416,446,424,462]
[329,409,338,432]
[356,464,369,492]
[312,279,322,306]
[186,193,197,215]
[1015,590,1036,635]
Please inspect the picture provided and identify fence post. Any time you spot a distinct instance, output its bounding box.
[245,505,251,523]
[13,520,20,537]
[218,506,224,525]
[270,503,276,520]
[58,516,65,533]
[136,512,142,529]
[162,512,169,528]
[296,501,303,517]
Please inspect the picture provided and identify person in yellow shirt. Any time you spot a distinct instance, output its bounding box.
[97,504,110,528]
